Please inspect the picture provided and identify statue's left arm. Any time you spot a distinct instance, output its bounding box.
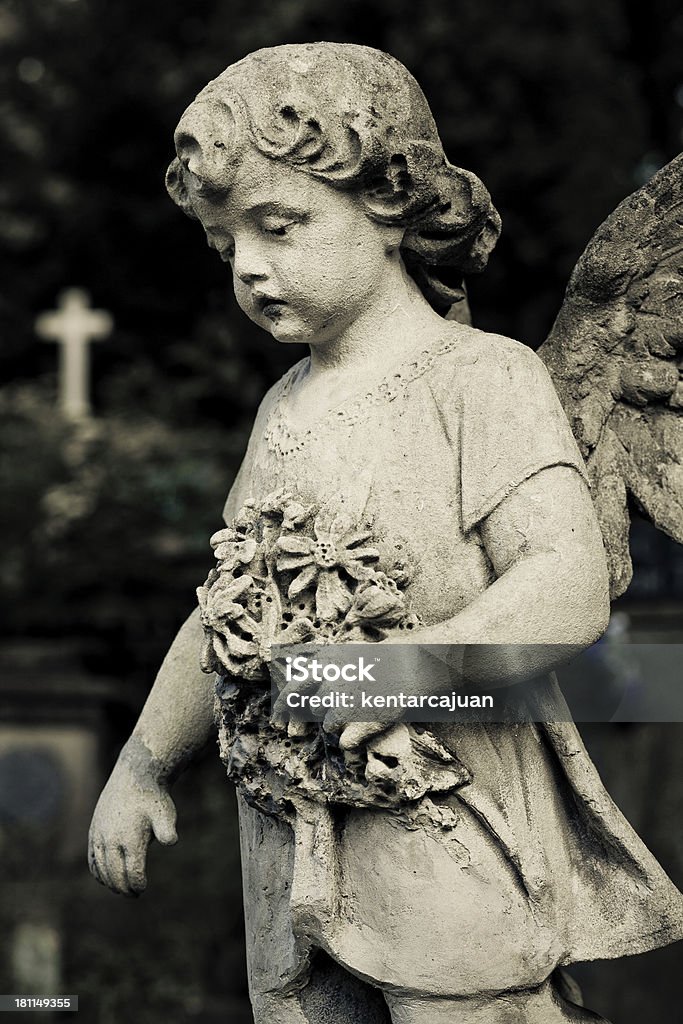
[417,331,610,681]
[336,460,609,750]
[415,462,610,681]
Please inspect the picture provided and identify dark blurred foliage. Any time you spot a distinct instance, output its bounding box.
[0,383,244,677]
[1,0,682,368]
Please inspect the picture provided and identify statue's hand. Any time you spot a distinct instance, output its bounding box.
[87,742,178,896]
[272,638,455,754]
[329,640,454,752]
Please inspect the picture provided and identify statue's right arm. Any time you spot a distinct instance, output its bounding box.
[88,384,279,895]
[88,606,215,896]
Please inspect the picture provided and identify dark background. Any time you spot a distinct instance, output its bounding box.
[1,0,682,1021]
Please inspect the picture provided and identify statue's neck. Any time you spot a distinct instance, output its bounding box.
[306,257,445,382]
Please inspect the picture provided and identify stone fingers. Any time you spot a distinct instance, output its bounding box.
[122,842,149,895]
[88,819,153,896]
[271,673,320,726]
[100,842,134,896]
[87,831,107,887]
[338,721,387,749]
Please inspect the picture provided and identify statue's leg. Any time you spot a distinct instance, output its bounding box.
[383,978,612,1023]
[251,952,392,1024]
[237,795,393,1024]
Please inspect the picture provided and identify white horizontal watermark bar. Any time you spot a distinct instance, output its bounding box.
[262,642,683,723]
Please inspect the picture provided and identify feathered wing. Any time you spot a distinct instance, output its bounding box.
[538,153,683,598]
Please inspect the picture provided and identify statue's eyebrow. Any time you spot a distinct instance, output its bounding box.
[244,200,308,219]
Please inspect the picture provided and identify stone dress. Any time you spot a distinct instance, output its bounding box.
[212,323,683,1005]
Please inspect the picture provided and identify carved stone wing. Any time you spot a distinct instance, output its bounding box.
[538,153,683,598]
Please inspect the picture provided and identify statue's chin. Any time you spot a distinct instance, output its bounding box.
[251,308,299,342]
[266,321,314,345]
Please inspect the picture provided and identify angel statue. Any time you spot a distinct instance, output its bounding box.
[87,43,683,1024]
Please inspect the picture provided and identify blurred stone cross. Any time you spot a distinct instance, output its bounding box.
[35,288,113,421]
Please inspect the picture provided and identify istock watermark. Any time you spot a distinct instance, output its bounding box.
[268,642,683,724]
[284,654,379,684]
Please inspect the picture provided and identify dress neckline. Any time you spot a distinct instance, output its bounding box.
[264,322,469,457]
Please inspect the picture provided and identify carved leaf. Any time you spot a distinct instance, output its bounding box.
[538,153,683,597]
[288,563,317,599]
[277,535,314,555]
[315,571,352,622]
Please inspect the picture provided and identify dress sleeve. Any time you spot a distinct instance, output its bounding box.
[458,336,589,533]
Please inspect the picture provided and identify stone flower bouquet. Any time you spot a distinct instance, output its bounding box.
[197,487,416,676]
[197,489,468,820]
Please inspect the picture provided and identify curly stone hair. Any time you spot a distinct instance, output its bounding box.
[166,43,501,311]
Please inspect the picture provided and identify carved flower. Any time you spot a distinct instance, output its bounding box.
[197,573,263,676]
[345,573,406,628]
[233,500,259,535]
[261,487,314,531]
[275,509,380,622]
[198,494,417,682]
[209,529,260,573]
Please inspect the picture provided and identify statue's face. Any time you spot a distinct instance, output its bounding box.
[192,146,401,346]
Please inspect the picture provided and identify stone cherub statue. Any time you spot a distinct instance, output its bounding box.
[88,43,683,1024]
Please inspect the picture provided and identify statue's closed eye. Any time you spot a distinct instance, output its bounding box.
[260,213,308,236]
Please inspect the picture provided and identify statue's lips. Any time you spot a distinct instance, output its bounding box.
[254,295,287,318]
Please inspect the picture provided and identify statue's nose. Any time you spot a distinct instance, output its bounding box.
[236,266,268,285]
[233,244,269,284]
